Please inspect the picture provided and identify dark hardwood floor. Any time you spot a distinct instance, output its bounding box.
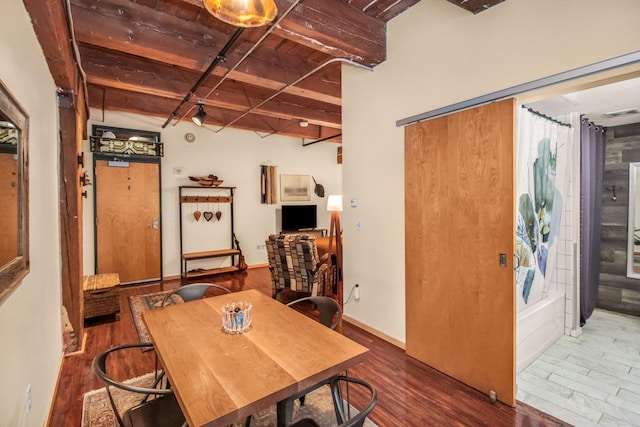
[49,267,568,426]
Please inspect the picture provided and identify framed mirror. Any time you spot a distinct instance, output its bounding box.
[0,80,29,304]
[627,162,640,279]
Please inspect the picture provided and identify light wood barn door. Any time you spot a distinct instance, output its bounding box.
[405,99,516,406]
[95,159,161,284]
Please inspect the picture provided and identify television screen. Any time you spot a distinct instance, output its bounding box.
[281,205,317,231]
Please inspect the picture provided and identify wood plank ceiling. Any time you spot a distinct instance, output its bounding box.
[65,0,505,141]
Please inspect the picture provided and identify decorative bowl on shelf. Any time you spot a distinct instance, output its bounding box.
[198,179,223,187]
[188,174,223,187]
[221,302,252,334]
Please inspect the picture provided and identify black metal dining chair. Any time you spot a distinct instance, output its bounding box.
[286,295,342,330]
[161,282,232,307]
[92,342,187,427]
[289,376,377,427]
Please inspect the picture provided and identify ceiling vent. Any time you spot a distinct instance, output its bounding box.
[603,108,640,118]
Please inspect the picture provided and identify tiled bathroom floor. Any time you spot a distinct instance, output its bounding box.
[517,309,640,426]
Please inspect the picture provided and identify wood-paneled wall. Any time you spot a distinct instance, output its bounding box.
[600,121,640,317]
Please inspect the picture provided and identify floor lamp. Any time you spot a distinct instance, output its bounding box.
[327,195,343,304]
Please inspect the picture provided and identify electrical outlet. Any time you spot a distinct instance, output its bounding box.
[256,244,266,250]
[354,284,360,301]
[26,384,32,414]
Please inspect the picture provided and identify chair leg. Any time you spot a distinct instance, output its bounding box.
[345,369,351,419]
[245,415,252,427]
[333,380,344,424]
[299,395,306,406]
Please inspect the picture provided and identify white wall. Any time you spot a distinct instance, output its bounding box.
[0,1,63,426]
[83,110,342,277]
[342,0,640,343]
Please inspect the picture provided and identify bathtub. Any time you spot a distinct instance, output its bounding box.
[516,290,565,373]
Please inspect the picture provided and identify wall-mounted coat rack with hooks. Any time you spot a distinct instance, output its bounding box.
[179,195,232,203]
[178,185,244,279]
[178,185,235,204]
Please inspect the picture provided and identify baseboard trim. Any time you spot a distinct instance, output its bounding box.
[343,315,406,350]
[45,351,66,427]
[65,331,87,357]
[248,263,269,269]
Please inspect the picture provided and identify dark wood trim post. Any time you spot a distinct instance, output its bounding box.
[58,89,85,349]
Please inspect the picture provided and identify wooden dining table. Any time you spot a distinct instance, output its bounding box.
[142,289,369,427]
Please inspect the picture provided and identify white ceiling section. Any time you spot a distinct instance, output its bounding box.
[528,76,640,127]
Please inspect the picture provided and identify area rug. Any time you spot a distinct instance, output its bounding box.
[128,291,177,345]
[82,373,376,427]
[82,373,159,427]
[129,285,236,345]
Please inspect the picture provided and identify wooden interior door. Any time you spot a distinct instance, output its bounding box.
[405,99,516,406]
[0,152,18,267]
[95,159,161,283]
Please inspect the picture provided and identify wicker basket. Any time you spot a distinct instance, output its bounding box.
[83,273,120,319]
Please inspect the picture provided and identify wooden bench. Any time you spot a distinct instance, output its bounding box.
[83,273,120,320]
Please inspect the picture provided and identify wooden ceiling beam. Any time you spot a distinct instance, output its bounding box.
[355,0,422,21]
[180,0,387,66]
[445,0,506,14]
[273,0,385,65]
[70,0,341,105]
[80,45,341,128]
[88,85,342,141]
[23,0,76,89]
[23,0,79,91]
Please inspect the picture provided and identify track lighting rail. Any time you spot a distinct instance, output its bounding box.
[163,0,373,137]
[161,27,245,128]
[170,0,303,127]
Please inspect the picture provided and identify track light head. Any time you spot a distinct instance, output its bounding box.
[192,102,208,126]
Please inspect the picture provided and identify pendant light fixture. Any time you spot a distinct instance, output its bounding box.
[192,101,208,126]
[202,0,277,28]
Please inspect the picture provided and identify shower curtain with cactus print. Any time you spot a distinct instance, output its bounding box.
[516,107,572,313]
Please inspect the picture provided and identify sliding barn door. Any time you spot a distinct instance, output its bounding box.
[405,99,516,406]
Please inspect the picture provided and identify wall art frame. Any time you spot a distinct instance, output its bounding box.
[280,174,310,202]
